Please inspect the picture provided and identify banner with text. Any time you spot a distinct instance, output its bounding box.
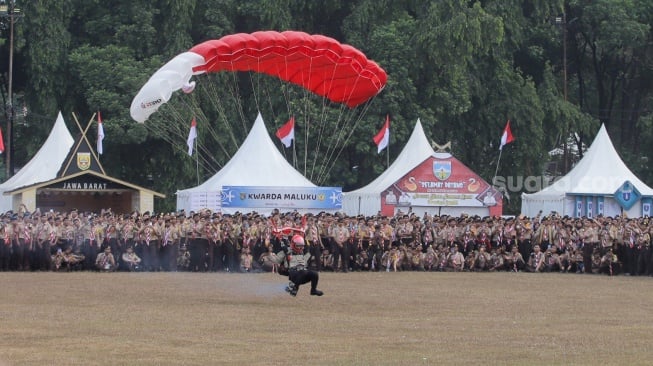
[380,154,502,215]
[221,186,342,209]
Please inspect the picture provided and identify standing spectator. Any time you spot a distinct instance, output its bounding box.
[331,219,349,272]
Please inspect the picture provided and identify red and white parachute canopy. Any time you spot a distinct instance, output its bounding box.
[130,31,387,123]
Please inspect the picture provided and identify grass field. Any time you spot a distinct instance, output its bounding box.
[1,271,651,365]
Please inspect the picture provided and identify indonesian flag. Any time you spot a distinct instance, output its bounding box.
[499,120,514,150]
[275,116,295,148]
[373,115,390,153]
[187,117,197,156]
[97,111,105,155]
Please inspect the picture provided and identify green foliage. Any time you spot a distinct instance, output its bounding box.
[1,0,652,214]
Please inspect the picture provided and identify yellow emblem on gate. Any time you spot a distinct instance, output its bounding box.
[77,152,91,171]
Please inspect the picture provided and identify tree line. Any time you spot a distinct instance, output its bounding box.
[0,0,651,213]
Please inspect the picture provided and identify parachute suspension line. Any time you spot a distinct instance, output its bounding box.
[222,71,248,149]
[141,116,215,175]
[318,100,375,185]
[261,73,291,163]
[314,103,350,185]
[194,78,230,159]
[181,94,224,173]
[317,67,384,184]
[248,67,264,131]
[185,75,234,170]
[167,96,223,174]
[307,88,332,181]
[232,60,251,137]
[303,56,314,178]
[312,63,357,184]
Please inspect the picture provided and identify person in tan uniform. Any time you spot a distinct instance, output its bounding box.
[121,246,141,271]
[331,219,350,272]
[95,245,116,272]
[139,216,160,271]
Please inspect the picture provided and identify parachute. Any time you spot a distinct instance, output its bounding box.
[131,31,387,123]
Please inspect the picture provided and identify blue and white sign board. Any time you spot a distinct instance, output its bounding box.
[614,180,641,210]
[221,186,342,210]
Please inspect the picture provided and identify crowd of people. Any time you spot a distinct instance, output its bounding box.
[0,204,651,277]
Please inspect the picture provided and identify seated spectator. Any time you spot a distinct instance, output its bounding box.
[447,245,465,272]
[62,246,85,271]
[488,247,505,271]
[51,248,65,271]
[240,247,253,272]
[95,246,117,272]
[355,250,371,271]
[527,244,545,272]
[474,245,491,271]
[121,246,142,272]
[504,246,525,272]
[259,246,279,273]
[543,246,562,272]
[177,244,191,271]
[423,246,437,271]
[320,249,334,272]
[465,249,477,271]
[571,249,584,273]
[410,247,424,271]
[599,248,620,275]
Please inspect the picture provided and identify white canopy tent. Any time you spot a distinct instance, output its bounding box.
[176,113,318,214]
[521,124,653,218]
[343,119,502,217]
[0,112,74,212]
[343,119,434,216]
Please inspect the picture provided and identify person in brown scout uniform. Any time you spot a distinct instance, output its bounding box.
[138,214,160,271]
[121,246,141,271]
[95,245,116,272]
[331,218,349,272]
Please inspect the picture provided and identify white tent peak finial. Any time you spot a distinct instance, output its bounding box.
[431,140,451,152]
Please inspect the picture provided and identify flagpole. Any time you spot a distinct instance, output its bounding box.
[386,142,389,169]
[492,148,503,187]
[195,137,200,185]
[292,136,297,169]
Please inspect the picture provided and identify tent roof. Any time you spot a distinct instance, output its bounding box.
[348,118,435,194]
[524,124,653,199]
[177,112,315,194]
[0,111,74,192]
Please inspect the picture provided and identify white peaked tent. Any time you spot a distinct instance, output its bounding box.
[521,124,653,218]
[343,119,434,216]
[0,112,74,212]
[344,119,503,217]
[176,113,316,213]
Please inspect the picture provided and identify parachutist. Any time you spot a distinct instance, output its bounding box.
[274,234,324,297]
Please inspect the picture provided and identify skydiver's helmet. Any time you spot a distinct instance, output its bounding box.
[291,234,305,254]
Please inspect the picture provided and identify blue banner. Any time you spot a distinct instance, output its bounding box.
[575,196,583,218]
[586,196,593,219]
[221,186,342,209]
[642,197,652,217]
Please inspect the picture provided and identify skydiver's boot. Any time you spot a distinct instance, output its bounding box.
[285,282,297,296]
[310,289,323,296]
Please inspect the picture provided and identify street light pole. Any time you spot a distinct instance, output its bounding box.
[5,0,15,179]
[562,12,568,103]
[555,13,569,173]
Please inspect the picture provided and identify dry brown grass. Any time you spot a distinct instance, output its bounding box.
[0,271,651,365]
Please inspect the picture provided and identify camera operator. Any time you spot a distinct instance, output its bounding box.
[274,234,324,297]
